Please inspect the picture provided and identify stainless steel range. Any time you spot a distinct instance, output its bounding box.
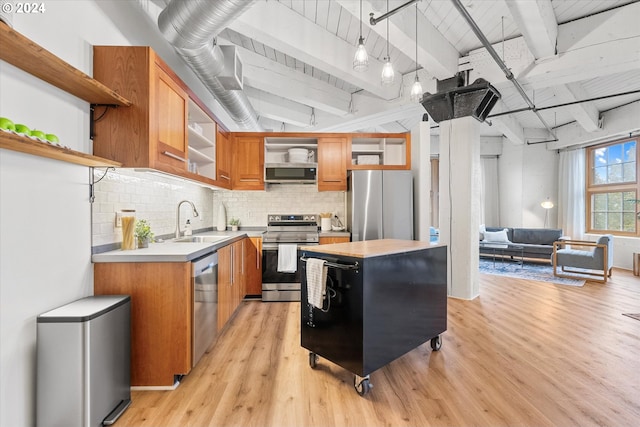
[262,214,319,302]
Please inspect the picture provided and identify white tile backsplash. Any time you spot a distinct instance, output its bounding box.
[213,184,345,227]
[92,169,214,246]
[92,171,346,247]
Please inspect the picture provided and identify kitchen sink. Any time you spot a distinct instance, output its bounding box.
[173,235,231,243]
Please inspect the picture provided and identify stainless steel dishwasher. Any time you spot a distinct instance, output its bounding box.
[192,252,218,367]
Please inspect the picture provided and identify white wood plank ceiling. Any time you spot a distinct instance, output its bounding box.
[146,0,640,145]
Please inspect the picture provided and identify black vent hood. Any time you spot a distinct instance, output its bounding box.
[421,76,501,123]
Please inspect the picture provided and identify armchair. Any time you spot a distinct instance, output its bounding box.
[552,235,614,283]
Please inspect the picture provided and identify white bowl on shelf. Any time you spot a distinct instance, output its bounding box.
[288,148,310,163]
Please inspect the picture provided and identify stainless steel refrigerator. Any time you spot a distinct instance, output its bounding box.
[347,170,414,241]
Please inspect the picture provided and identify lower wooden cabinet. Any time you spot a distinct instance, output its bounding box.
[94,262,192,387]
[319,236,350,245]
[245,237,262,296]
[93,237,258,387]
[218,238,246,331]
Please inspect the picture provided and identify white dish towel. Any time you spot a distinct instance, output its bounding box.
[277,244,298,273]
[306,258,327,309]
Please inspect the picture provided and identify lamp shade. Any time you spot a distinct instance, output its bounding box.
[541,199,554,209]
[353,36,368,71]
[410,75,423,102]
[381,58,395,86]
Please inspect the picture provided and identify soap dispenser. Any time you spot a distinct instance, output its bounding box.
[184,219,192,236]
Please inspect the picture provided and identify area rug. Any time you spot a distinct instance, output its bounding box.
[622,313,640,321]
[479,258,585,286]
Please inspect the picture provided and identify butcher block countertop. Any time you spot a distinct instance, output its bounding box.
[301,239,442,258]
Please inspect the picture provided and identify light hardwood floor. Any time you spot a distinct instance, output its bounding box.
[119,269,640,427]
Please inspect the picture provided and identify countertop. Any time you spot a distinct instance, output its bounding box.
[301,239,442,259]
[92,230,264,263]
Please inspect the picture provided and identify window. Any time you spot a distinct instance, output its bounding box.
[586,137,639,236]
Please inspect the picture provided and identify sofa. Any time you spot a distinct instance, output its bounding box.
[480,227,565,261]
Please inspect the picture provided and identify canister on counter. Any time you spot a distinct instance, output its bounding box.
[320,212,332,232]
[121,209,136,250]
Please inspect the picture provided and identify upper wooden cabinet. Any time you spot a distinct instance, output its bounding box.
[317,137,348,191]
[215,128,232,189]
[93,46,189,174]
[233,135,264,190]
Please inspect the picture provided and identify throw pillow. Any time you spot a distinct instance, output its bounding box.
[483,228,511,243]
[479,224,486,241]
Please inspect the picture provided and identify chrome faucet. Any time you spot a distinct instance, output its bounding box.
[175,200,199,239]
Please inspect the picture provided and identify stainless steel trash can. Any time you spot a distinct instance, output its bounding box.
[36,295,131,427]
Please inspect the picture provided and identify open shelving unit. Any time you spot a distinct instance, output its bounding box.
[349,135,408,169]
[0,22,130,167]
[264,136,318,164]
[187,99,216,179]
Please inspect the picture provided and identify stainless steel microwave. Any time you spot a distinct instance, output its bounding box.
[264,163,317,184]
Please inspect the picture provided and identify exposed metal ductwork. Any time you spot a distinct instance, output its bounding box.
[158,0,262,130]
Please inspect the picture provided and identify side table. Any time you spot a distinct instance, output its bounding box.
[634,253,639,276]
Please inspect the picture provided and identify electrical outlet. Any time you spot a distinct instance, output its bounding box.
[115,212,122,228]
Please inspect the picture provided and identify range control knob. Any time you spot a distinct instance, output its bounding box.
[309,215,316,221]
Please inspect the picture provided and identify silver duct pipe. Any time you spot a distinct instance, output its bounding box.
[158,0,262,130]
[450,0,558,141]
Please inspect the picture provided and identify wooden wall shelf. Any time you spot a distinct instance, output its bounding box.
[0,22,131,107]
[0,22,130,168]
[0,132,122,168]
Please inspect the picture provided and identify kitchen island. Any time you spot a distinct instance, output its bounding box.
[299,239,448,395]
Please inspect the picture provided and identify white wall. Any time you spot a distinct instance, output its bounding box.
[0,3,130,425]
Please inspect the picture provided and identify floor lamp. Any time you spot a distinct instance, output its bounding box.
[541,198,554,228]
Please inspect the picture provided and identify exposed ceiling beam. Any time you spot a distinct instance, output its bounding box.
[552,83,601,133]
[464,2,640,90]
[310,71,434,132]
[243,86,312,129]
[504,0,557,59]
[230,1,400,100]
[228,44,352,116]
[547,101,640,150]
[487,100,525,145]
[313,101,425,133]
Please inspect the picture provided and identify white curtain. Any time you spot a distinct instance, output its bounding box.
[558,148,585,239]
[480,157,500,226]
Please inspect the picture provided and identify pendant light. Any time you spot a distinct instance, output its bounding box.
[353,0,369,71]
[380,0,395,86]
[410,2,423,102]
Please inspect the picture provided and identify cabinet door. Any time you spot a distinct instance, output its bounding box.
[94,262,192,387]
[318,137,347,191]
[216,129,232,189]
[244,237,262,296]
[233,239,245,309]
[93,46,190,173]
[233,136,264,190]
[319,236,350,245]
[217,244,232,331]
[154,61,188,171]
